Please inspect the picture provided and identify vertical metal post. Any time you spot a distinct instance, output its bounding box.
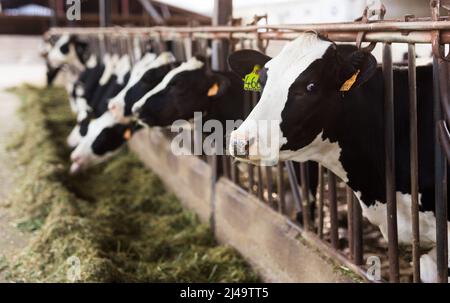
[277,162,286,214]
[248,164,254,194]
[328,170,339,249]
[99,0,112,27]
[56,0,64,18]
[346,186,354,260]
[266,167,275,208]
[212,0,232,71]
[286,161,306,228]
[382,42,400,282]
[317,165,325,239]
[210,0,232,235]
[300,163,312,230]
[257,166,264,201]
[49,0,58,27]
[121,0,130,17]
[408,43,421,283]
[353,198,364,265]
[433,53,449,283]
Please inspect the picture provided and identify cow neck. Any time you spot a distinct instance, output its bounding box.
[324,69,387,206]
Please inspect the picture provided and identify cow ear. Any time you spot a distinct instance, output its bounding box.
[339,50,377,92]
[207,73,231,99]
[228,50,271,79]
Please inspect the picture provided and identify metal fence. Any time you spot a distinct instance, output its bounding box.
[47,0,450,283]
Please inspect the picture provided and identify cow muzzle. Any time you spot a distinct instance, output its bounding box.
[108,100,125,122]
[229,131,257,160]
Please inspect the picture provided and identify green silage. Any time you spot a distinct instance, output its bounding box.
[4,85,258,283]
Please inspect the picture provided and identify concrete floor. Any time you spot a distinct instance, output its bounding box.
[0,35,46,282]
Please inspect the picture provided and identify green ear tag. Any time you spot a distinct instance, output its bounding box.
[243,65,262,92]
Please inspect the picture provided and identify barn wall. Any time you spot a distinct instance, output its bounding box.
[129,127,355,283]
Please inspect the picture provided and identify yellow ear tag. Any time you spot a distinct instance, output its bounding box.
[340,69,360,92]
[243,65,262,92]
[207,83,219,97]
[123,129,132,141]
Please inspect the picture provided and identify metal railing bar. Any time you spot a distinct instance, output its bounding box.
[277,162,286,214]
[328,170,339,249]
[318,165,325,239]
[300,163,312,231]
[353,196,364,266]
[266,166,276,209]
[346,186,354,260]
[433,53,449,283]
[408,42,421,283]
[286,161,306,227]
[382,42,400,282]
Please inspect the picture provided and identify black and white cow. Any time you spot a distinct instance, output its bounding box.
[131,56,246,128]
[68,52,180,173]
[227,33,449,282]
[47,34,90,71]
[69,111,140,174]
[68,55,138,173]
[108,51,178,123]
[71,54,106,112]
[67,54,131,148]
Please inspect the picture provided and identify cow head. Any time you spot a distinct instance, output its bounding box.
[227,33,377,166]
[108,52,175,123]
[69,112,139,174]
[131,56,230,127]
[47,34,89,68]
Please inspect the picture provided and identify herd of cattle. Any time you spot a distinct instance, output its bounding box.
[43,33,449,283]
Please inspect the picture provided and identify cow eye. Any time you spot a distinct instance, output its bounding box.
[306,83,316,92]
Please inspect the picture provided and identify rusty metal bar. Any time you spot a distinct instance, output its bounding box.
[318,165,325,239]
[231,160,238,184]
[353,197,364,266]
[328,170,339,249]
[48,26,450,44]
[277,163,286,214]
[433,53,449,283]
[99,0,112,27]
[382,42,400,283]
[248,164,255,194]
[346,186,354,260]
[47,19,450,34]
[300,163,312,231]
[266,167,276,209]
[438,121,450,161]
[286,161,305,226]
[408,43,421,283]
[222,156,230,178]
[257,166,264,201]
[439,59,450,127]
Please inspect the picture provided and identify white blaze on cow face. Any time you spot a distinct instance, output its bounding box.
[108,52,174,122]
[229,33,332,165]
[132,56,204,115]
[47,35,71,68]
[70,111,118,174]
